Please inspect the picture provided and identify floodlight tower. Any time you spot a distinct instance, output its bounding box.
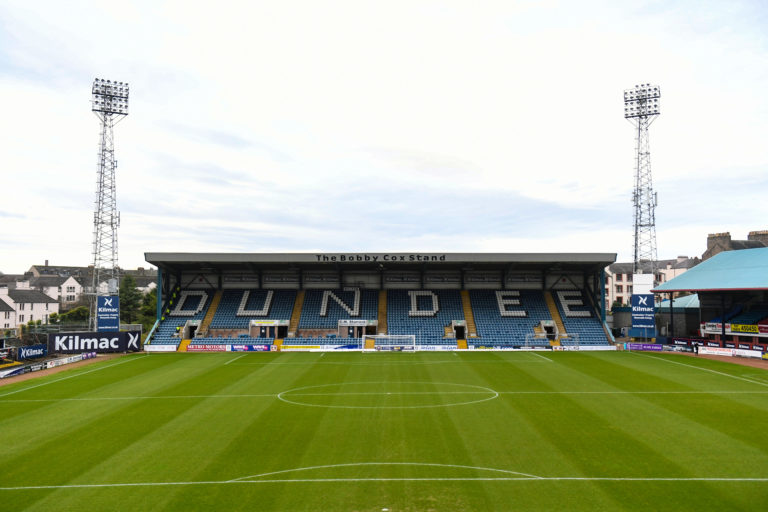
[624,83,660,279]
[89,78,129,329]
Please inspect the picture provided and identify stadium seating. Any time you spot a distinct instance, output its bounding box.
[210,289,296,329]
[298,289,378,329]
[723,307,768,325]
[387,290,462,345]
[151,289,214,345]
[469,290,551,346]
[552,289,609,345]
[149,286,612,348]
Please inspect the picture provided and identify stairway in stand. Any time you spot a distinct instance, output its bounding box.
[197,290,222,337]
[177,339,191,352]
[544,291,566,345]
[288,290,305,337]
[378,290,388,334]
[460,290,478,338]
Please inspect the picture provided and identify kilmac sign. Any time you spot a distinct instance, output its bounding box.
[48,331,142,354]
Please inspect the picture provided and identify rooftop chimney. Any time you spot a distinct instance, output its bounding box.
[707,232,731,250]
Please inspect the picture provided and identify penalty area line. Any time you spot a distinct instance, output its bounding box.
[224,354,247,366]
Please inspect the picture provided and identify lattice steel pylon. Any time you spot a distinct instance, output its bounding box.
[624,83,660,278]
[89,78,129,329]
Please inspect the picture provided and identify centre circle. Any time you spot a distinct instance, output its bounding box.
[277,381,498,409]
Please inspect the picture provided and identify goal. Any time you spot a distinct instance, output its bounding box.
[362,334,417,351]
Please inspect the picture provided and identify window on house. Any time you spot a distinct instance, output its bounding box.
[67,286,75,293]
[616,274,622,281]
[19,315,24,323]
[19,303,25,311]
[628,286,633,294]
[66,295,75,302]
[4,312,9,319]
[616,285,623,293]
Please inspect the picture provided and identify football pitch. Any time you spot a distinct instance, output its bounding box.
[1,351,767,511]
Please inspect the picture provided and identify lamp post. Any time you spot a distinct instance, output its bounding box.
[89,78,129,330]
[624,83,660,279]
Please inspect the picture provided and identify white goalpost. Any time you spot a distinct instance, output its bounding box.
[362,334,417,351]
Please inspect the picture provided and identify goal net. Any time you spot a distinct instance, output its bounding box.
[363,334,417,351]
[524,333,551,348]
[558,333,580,347]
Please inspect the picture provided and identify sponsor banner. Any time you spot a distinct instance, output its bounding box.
[187,344,229,352]
[627,343,663,352]
[734,348,764,359]
[631,294,655,329]
[17,344,47,360]
[415,345,457,351]
[706,341,721,347]
[731,323,759,334]
[338,319,376,327]
[700,347,732,356]
[145,344,178,353]
[29,363,43,372]
[0,366,28,378]
[281,345,321,351]
[738,343,752,350]
[753,344,766,352]
[700,346,764,359]
[48,331,142,354]
[704,322,720,331]
[760,325,768,334]
[554,345,617,352]
[471,346,523,351]
[724,342,736,349]
[97,296,120,332]
[249,320,288,326]
[46,361,55,369]
[764,353,768,360]
[230,344,271,352]
[375,346,416,352]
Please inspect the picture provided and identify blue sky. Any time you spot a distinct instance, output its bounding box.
[1,0,767,273]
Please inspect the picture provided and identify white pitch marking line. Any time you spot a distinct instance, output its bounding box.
[224,354,247,365]
[0,355,149,398]
[2,476,767,491]
[527,351,552,362]
[3,389,767,404]
[229,461,541,482]
[637,353,768,388]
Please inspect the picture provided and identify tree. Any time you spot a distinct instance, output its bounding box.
[59,306,89,324]
[139,288,157,334]
[119,275,142,324]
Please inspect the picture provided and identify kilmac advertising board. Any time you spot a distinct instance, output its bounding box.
[96,296,120,332]
[48,331,142,354]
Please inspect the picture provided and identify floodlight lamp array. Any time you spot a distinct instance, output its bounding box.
[624,83,660,118]
[92,78,129,115]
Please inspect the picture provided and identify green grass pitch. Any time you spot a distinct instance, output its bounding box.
[1,351,767,511]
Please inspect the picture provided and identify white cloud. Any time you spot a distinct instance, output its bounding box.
[0,0,766,273]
